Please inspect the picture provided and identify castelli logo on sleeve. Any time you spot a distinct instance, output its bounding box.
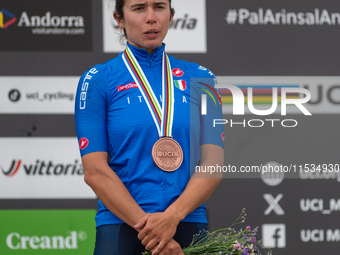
[172,68,184,77]
[79,138,89,150]
[221,132,225,143]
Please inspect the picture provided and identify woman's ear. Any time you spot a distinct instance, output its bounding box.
[113,11,124,29]
[169,8,175,26]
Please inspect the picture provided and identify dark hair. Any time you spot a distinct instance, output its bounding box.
[113,0,175,39]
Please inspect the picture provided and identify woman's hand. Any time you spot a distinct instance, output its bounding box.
[134,209,181,254]
[153,239,184,255]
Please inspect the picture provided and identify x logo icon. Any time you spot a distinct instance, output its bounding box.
[264,194,285,215]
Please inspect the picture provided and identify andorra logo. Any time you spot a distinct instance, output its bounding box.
[0,9,16,29]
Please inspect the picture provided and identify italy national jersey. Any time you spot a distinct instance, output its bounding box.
[75,43,224,227]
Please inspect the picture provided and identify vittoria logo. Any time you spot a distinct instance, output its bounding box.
[0,9,16,29]
[79,138,89,150]
[172,68,184,77]
[0,137,92,199]
[1,159,83,177]
[1,160,22,177]
[117,82,138,92]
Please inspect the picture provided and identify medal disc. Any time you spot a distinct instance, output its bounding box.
[152,137,183,172]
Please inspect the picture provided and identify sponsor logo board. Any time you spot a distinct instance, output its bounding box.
[0,138,96,199]
[216,76,340,115]
[0,76,77,114]
[0,209,96,254]
[0,0,92,51]
[102,0,206,53]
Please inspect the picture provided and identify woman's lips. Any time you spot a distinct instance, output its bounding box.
[144,30,160,38]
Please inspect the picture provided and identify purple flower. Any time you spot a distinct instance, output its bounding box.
[246,226,251,232]
[243,248,249,255]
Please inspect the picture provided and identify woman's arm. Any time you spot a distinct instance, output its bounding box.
[166,143,224,220]
[136,144,224,254]
[82,151,185,255]
[82,151,147,227]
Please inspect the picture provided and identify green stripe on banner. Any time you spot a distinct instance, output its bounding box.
[0,209,96,254]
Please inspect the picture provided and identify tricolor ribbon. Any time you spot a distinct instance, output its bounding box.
[122,46,174,137]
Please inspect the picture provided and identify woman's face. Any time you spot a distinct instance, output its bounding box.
[115,0,174,54]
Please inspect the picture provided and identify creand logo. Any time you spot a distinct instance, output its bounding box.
[17,12,84,28]
[6,231,87,250]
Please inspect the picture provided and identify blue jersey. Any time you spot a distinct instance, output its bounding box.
[75,43,224,227]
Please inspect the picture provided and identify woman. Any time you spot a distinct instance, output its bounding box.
[75,0,224,254]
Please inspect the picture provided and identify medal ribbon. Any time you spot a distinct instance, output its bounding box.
[122,46,174,137]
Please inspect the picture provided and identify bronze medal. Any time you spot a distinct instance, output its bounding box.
[152,137,183,172]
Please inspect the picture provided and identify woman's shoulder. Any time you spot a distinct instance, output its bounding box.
[167,55,215,79]
[90,53,125,74]
[79,53,126,83]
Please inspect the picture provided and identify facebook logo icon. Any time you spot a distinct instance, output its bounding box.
[262,224,286,248]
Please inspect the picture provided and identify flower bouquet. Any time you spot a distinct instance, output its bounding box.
[143,208,272,255]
